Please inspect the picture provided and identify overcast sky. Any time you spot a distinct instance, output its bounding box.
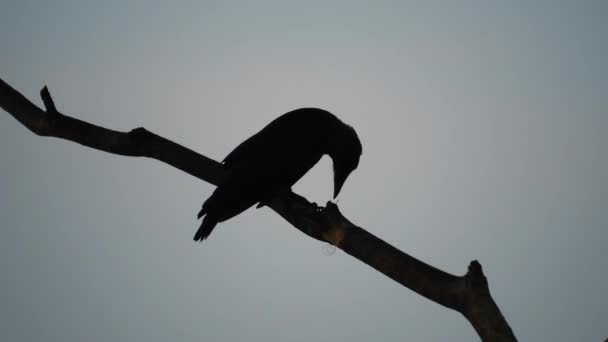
[1,1,607,341]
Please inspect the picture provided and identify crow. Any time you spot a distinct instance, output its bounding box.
[194,108,362,241]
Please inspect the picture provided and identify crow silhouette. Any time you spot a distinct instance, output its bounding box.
[194,108,362,241]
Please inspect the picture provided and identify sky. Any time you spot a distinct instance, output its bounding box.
[1,1,606,341]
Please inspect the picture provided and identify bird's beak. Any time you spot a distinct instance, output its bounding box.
[333,168,350,199]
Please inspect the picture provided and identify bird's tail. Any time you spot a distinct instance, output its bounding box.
[194,212,218,242]
[194,203,218,242]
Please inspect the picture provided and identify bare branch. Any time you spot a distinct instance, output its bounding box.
[0,78,516,342]
[0,79,225,185]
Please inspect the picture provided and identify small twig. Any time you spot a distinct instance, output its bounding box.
[40,86,57,114]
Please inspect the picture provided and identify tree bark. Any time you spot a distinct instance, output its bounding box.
[0,78,517,342]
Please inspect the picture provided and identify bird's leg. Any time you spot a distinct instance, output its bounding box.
[310,201,324,212]
[273,192,348,245]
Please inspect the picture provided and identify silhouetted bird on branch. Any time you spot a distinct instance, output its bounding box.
[194,108,362,241]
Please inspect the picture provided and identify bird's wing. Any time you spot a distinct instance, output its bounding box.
[222,132,267,169]
[222,113,302,169]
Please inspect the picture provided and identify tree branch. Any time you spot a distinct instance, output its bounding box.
[0,78,516,342]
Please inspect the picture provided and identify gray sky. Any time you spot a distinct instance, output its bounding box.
[1,1,606,341]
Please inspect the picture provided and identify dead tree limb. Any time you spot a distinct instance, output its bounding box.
[0,78,517,342]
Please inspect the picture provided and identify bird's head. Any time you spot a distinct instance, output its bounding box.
[329,123,362,198]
